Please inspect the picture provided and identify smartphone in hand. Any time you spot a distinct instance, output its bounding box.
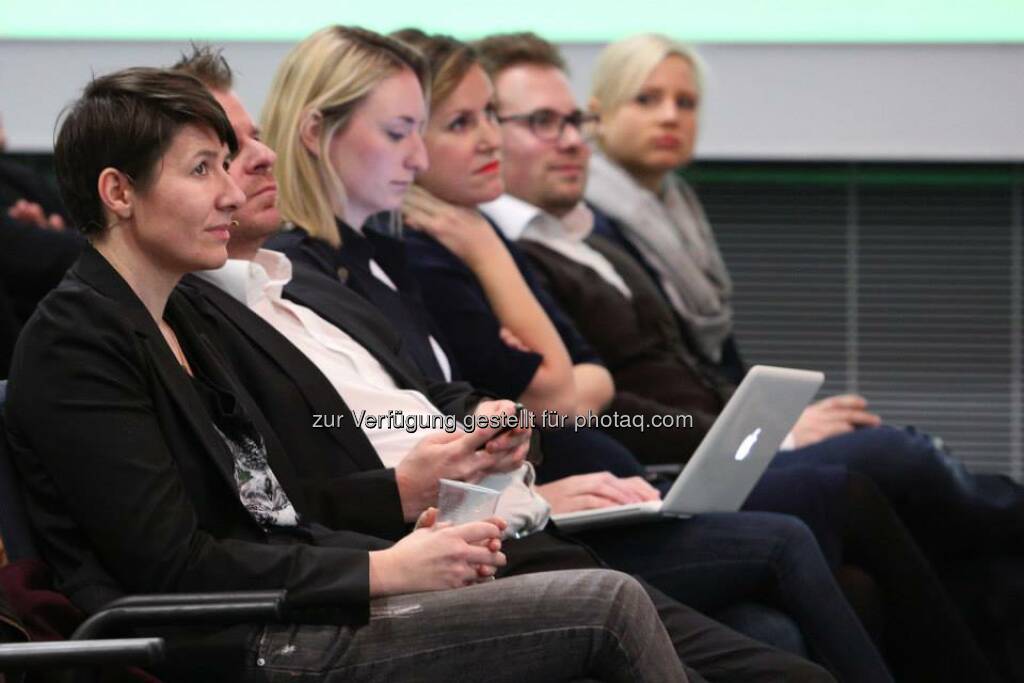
[500,402,529,435]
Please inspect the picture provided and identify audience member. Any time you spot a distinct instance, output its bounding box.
[171,38,899,679]
[2,65,690,683]
[475,30,1011,682]
[249,28,855,679]
[0,117,83,376]
[584,32,1024,560]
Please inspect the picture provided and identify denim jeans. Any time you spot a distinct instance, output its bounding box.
[772,425,1024,556]
[574,512,891,683]
[241,569,686,682]
[497,531,833,682]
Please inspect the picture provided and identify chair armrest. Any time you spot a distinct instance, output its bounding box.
[103,590,286,610]
[72,596,285,641]
[0,637,163,669]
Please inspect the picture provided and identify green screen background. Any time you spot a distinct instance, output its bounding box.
[4,0,1024,42]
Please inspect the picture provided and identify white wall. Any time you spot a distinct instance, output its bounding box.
[2,39,1023,160]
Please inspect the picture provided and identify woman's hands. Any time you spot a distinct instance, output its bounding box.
[537,473,661,514]
[401,185,504,270]
[473,399,532,463]
[394,401,530,521]
[369,509,508,596]
[402,184,576,417]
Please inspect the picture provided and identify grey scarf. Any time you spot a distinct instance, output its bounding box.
[586,152,733,362]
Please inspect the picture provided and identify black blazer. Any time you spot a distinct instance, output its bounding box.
[268,222,459,383]
[176,262,596,578]
[175,264,489,534]
[282,261,486,416]
[3,248,382,622]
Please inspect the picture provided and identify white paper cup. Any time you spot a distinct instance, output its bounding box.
[436,479,502,525]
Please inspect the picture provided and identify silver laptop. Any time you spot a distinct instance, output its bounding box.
[551,365,824,532]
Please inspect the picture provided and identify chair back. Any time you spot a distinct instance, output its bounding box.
[0,380,40,561]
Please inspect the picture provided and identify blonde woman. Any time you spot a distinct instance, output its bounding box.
[584,35,743,376]
[253,26,699,681]
[4,58,684,683]
[260,25,848,683]
[585,34,1015,683]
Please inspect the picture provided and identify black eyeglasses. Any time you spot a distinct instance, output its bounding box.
[497,108,599,142]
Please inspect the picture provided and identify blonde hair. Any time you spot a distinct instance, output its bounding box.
[590,34,704,117]
[262,26,427,246]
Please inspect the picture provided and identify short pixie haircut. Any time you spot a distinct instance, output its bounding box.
[54,67,238,236]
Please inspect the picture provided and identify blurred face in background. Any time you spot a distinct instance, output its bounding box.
[494,63,591,217]
[597,55,699,189]
[416,64,504,207]
[325,66,429,227]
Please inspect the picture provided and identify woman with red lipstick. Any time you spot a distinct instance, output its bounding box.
[395,29,588,420]
[4,61,697,683]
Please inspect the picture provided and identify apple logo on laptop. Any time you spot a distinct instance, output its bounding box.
[734,428,762,462]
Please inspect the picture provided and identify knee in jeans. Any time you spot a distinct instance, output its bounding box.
[590,569,646,602]
[755,513,818,553]
[871,425,940,461]
[581,570,651,622]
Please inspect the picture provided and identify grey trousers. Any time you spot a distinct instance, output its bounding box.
[241,569,688,682]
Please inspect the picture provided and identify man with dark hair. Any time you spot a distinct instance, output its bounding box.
[478,29,1024,562]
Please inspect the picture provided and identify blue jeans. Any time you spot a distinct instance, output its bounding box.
[772,425,1024,556]
[574,512,892,683]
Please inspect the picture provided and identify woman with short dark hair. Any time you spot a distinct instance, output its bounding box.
[3,64,683,682]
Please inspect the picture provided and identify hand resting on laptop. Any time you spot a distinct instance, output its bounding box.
[537,472,661,513]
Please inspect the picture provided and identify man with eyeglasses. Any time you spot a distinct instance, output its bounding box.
[477,29,1024,682]
[496,108,600,146]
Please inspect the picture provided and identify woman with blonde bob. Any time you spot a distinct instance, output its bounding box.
[263,26,428,246]
[586,33,1010,683]
[3,48,702,683]
[584,35,746,379]
[260,25,848,683]
[257,26,698,682]
[585,34,881,457]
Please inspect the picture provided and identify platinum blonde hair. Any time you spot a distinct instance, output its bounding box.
[590,33,704,117]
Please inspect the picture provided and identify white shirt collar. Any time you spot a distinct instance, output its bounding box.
[480,194,542,241]
[482,194,630,300]
[482,194,595,244]
[196,249,293,307]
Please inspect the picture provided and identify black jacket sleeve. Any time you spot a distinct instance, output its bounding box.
[5,275,372,620]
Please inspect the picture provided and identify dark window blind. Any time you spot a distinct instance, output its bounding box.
[696,164,1023,481]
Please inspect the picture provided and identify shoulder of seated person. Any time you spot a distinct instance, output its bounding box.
[19,273,154,359]
[263,226,310,252]
[402,231,469,269]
